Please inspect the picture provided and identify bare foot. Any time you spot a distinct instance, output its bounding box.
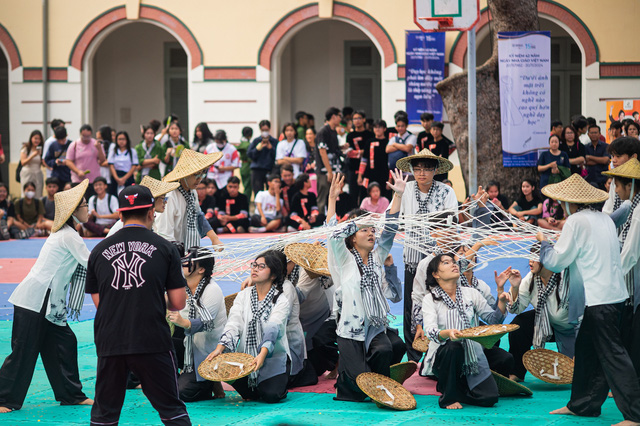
[612,421,640,426]
[608,391,613,398]
[445,402,463,409]
[0,406,12,413]
[135,385,142,389]
[509,374,523,382]
[77,398,93,406]
[550,406,575,415]
[326,368,338,380]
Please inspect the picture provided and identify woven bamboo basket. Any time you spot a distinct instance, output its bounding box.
[198,352,255,382]
[389,361,418,385]
[356,372,417,411]
[284,243,331,277]
[491,370,533,397]
[523,348,574,385]
[458,324,520,349]
[224,292,238,316]
[412,336,431,353]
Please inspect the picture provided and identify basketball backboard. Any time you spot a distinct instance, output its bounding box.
[414,0,480,32]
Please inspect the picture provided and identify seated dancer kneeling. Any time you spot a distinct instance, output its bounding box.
[507,243,575,381]
[327,171,407,402]
[167,247,227,402]
[420,253,511,410]
[207,251,290,403]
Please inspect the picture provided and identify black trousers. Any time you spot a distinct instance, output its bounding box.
[307,319,339,376]
[508,310,538,379]
[288,359,318,389]
[250,168,270,195]
[404,266,422,362]
[231,370,289,403]
[0,296,88,410]
[335,329,405,402]
[91,351,190,426]
[621,304,640,378]
[178,370,214,402]
[567,303,640,421]
[484,342,514,378]
[433,340,499,408]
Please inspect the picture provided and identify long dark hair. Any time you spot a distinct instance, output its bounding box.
[256,250,285,304]
[115,131,133,161]
[98,125,113,153]
[425,253,457,301]
[193,122,214,146]
[519,179,542,203]
[25,130,43,154]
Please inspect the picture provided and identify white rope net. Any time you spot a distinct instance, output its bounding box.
[198,199,560,283]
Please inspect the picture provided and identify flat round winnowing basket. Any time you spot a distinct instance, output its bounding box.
[224,292,238,316]
[523,348,574,384]
[491,370,533,397]
[412,336,431,353]
[198,352,255,382]
[458,324,520,349]
[356,372,417,411]
[284,243,331,277]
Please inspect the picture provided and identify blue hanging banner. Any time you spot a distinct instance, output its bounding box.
[405,31,445,125]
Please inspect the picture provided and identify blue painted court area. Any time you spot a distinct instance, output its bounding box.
[0,236,627,425]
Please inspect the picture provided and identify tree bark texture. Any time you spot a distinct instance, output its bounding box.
[436,0,540,201]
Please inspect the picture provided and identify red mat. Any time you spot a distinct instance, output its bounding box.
[221,371,439,396]
[0,258,35,283]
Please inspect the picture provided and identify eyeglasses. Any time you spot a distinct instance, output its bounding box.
[193,170,207,179]
[413,167,436,174]
[78,203,88,208]
[250,262,268,271]
[162,197,169,203]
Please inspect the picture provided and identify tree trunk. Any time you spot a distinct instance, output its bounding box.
[436,0,540,202]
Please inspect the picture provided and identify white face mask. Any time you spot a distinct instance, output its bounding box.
[261,131,270,139]
[25,191,36,199]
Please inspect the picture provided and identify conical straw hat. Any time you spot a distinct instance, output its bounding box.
[140,176,180,198]
[541,173,608,204]
[284,243,330,277]
[51,179,89,233]
[395,148,454,175]
[162,149,222,183]
[602,158,640,180]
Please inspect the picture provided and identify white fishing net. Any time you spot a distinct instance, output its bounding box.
[197,198,559,283]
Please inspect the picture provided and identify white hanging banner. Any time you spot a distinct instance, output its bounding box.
[498,31,551,167]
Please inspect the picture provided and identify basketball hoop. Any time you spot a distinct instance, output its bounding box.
[414,0,480,33]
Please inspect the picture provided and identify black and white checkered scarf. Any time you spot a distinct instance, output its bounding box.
[459,273,479,289]
[288,265,301,286]
[532,273,562,349]
[178,186,199,255]
[46,264,86,326]
[246,285,277,388]
[431,285,479,376]
[350,248,389,328]
[620,192,640,304]
[183,277,214,373]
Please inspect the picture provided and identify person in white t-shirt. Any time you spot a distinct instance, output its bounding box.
[81,177,119,237]
[249,174,284,233]
[205,130,239,189]
[275,123,308,177]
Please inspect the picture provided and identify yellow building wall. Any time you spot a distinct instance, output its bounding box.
[1,0,638,69]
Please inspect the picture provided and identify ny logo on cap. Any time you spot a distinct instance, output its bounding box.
[124,193,138,205]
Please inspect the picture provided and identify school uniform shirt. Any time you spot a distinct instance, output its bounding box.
[398,180,459,269]
[620,202,640,312]
[85,226,187,356]
[283,280,306,376]
[9,225,89,318]
[155,188,204,244]
[66,139,105,183]
[205,142,240,190]
[327,212,399,348]
[44,140,71,183]
[296,269,332,348]
[387,132,417,170]
[276,139,308,177]
[541,209,629,323]
[107,145,139,173]
[88,194,119,226]
[253,190,282,220]
[218,287,291,384]
[179,279,227,381]
[420,286,505,382]
[411,253,496,332]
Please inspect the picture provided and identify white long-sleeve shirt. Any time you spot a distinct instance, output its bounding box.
[541,210,628,321]
[620,203,640,312]
[10,225,90,315]
[155,188,201,244]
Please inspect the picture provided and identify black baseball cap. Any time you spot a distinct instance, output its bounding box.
[117,185,155,211]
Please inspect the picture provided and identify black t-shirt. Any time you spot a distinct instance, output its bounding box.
[559,141,586,175]
[290,191,319,220]
[0,199,14,220]
[428,136,451,159]
[199,195,217,216]
[515,196,541,212]
[216,189,250,217]
[346,130,374,171]
[416,131,434,152]
[363,136,390,187]
[86,226,187,357]
[314,124,340,174]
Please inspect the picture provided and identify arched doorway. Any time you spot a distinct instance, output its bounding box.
[89,22,188,139]
[475,18,582,124]
[273,19,382,129]
[0,50,8,183]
